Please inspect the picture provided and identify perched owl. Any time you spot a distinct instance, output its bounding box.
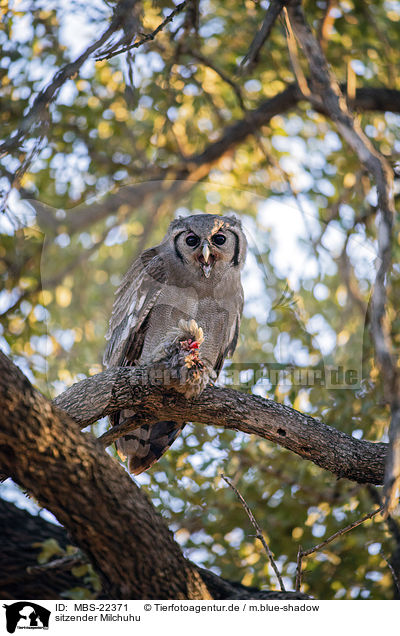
[103,213,247,474]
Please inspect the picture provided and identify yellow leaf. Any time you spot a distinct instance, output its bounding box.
[85,321,95,341]
[59,369,72,383]
[38,290,53,305]
[94,270,108,284]
[241,572,253,587]
[9,317,24,335]
[71,565,89,578]
[56,286,72,308]
[98,121,112,139]
[343,173,356,188]
[246,552,260,565]
[88,96,100,108]
[114,106,128,122]
[337,330,350,346]
[305,511,320,526]
[33,538,64,564]
[24,342,34,355]
[292,527,303,540]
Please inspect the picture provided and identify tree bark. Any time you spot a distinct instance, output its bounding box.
[53,364,387,485]
[0,352,210,599]
[0,353,310,599]
[0,498,79,600]
[0,498,309,600]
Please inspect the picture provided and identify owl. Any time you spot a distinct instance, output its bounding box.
[103,213,247,474]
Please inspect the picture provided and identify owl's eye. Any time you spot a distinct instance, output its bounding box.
[186,233,200,247]
[212,233,226,246]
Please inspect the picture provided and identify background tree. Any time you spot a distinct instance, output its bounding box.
[1,0,400,600]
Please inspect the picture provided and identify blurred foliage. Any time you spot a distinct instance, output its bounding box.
[1,0,400,600]
[32,538,101,598]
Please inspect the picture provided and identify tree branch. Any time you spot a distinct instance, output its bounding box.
[0,1,139,158]
[96,1,190,61]
[285,0,399,513]
[33,84,400,236]
[0,498,308,600]
[51,364,387,485]
[239,1,285,73]
[0,498,79,600]
[0,354,309,600]
[221,474,286,591]
[295,505,384,591]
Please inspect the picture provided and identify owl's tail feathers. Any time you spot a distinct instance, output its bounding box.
[116,419,185,475]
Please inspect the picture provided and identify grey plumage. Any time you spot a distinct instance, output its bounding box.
[103,213,247,474]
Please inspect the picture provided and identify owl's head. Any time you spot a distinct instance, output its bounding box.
[167,214,247,279]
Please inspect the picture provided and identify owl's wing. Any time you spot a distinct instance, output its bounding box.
[103,247,167,368]
[213,286,244,377]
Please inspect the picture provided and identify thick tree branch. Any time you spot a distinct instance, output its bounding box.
[285,0,399,512]
[52,364,387,485]
[34,85,299,235]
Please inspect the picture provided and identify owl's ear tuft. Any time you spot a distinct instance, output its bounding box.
[225,212,243,226]
[167,216,189,236]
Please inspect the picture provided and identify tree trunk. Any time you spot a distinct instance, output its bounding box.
[0,352,310,599]
[0,498,309,600]
[0,352,210,599]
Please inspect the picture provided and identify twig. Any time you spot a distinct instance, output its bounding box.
[96,1,189,61]
[182,47,245,111]
[0,6,126,156]
[295,505,384,591]
[295,544,303,591]
[317,0,337,51]
[337,235,368,316]
[220,473,286,592]
[95,0,140,59]
[367,485,400,543]
[26,553,86,575]
[0,1,141,210]
[239,1,284,73]
[303,505,384,557]
[366,484,400,596]
[379,550,400,597]
[0,123,49,213]
[22,85,400,237]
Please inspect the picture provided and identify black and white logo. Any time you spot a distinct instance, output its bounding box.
[3,603,50,634]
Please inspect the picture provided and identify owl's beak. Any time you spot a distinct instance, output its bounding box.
[202,242,211,263]
[199,241,214,277]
